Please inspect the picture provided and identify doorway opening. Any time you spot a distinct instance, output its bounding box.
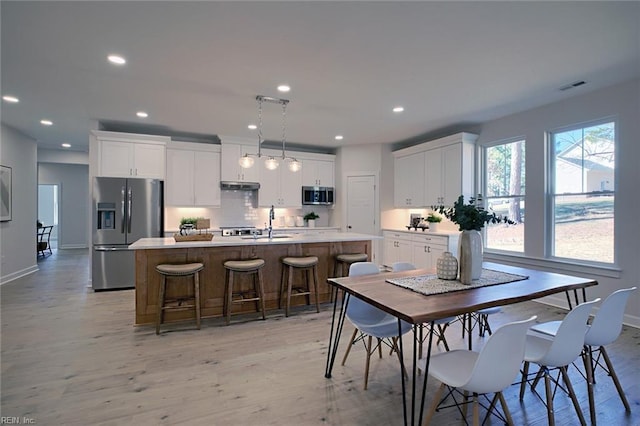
[38,184,59,249]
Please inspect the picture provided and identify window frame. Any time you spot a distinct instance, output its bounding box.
[479,136,526,254]
[546,117,617,266]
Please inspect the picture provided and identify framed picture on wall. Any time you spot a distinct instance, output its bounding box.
[1,165,12,221]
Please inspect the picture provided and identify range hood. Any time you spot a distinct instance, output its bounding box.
[220,181,260,190]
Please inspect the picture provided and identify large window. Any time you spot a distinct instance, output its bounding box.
[550,121,615,263]
[483,139,525,252]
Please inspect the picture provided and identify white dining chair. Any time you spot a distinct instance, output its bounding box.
[391,261,456,352]
[530,286,637,424]
[341,262,412,390]
[421,315,537,425]
[520,298,600,426]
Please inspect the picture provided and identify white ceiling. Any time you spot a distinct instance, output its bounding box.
[1,1,638,153]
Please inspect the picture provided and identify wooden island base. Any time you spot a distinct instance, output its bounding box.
[134,240,371,325]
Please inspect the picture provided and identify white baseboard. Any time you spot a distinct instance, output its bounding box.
[0,265,39,285]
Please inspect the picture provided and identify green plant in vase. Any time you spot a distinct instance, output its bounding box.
[425,212,442,232]
[433,195,514,283]
[303,212,319,228]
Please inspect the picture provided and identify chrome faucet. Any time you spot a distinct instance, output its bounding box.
[268,205,275,239]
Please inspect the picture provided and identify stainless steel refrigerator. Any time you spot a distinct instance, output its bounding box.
[92,177,164,290]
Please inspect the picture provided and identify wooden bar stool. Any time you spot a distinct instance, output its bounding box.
[223,258,266,325]
[280,256,320,317]
[155,262,204,335]
[333,253,368,277]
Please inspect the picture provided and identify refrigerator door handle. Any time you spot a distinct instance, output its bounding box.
[127,187,132,233]
[121,186,126,234]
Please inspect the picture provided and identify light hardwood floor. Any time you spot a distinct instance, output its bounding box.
[1,249,638,425]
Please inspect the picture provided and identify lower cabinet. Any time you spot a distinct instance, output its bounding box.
[383,230,459,270]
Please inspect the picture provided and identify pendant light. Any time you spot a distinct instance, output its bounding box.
[238,95,301,172]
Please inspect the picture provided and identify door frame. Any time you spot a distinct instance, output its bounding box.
[341,171,380,263]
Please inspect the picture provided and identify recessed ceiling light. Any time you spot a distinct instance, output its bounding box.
[392,106,404,113]
[40,119,53,126]
[2,95,19,103]
[277,85,291,93]
[335,135,344,141]
[247,124,257,130]
[136,111,148,118]
[108,54,126,65]
[61,143,71,148]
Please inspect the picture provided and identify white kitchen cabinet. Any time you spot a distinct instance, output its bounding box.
[424,142,474,206]
[302,159,334,187]
[220,142,260,182]
[393,132,477,208]
[394,152,425,207]
[383,231,413,267]
[98,139,166,179]
[166,142,221,206]
[258,149,302,207]
[411,234,449,270]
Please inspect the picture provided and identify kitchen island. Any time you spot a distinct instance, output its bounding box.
[129,232,379,325]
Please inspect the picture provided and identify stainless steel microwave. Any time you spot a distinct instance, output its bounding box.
[302,186,334,205]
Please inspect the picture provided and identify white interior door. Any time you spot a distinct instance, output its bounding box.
[346,175,376,234]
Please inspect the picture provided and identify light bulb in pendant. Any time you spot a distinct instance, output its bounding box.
[264,157,279,170]
[288,159,301,172]
[239,155,254,169]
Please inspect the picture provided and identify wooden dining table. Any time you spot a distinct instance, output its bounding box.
[324,262,598,426]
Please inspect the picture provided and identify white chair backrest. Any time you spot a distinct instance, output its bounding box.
[464,316,537,394]
[392,262,416,272]
[346,262,388,324]
[585,287,636,347]
[539,298,599,367]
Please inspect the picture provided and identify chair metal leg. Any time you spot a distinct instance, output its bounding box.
[599,345,631,411]
[560,366,587,426]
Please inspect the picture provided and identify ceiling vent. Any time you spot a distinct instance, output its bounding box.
[559,80,586,91]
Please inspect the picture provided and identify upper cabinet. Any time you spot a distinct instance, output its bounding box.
[302,159,334,187]
[257,149,302,207]
[394,152,425,207]
[94,132,168,179]
[393,132,477,207]
[166,142,221,207]
[220,137,260,182]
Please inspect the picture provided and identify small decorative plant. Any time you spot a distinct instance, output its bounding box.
[303,212,319,222]
[180,217,202,226]
[433,195,514,231]
[426,212,442,223]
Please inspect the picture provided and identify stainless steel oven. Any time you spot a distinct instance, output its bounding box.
[302,186,334,205]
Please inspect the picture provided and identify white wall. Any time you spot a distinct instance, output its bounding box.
[38,162,90,248]
[0,124,39,284]
[477,78,640,326]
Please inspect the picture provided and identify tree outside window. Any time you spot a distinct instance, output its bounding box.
[484,139,525,252]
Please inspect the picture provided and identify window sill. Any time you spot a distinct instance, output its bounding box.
[483,251,621,279]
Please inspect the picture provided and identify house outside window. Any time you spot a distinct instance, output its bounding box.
[549,121,615,264]
[483,139,525,252]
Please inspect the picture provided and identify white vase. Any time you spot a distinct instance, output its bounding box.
[458,230,483,284]
[429,222,439,233]
[436,251,458,280]
[307,219,316,228]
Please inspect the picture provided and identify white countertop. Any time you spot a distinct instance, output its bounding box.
[129,232,381,250]
[382,228,460,237]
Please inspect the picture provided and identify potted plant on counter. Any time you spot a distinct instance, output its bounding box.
[433,195,514,284]
[425,212,442,233]
[303,212,319,228]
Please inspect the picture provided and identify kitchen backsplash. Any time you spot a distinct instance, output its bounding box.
[164,190,332,231]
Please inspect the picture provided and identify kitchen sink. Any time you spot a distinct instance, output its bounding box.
[240,234,293,240]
